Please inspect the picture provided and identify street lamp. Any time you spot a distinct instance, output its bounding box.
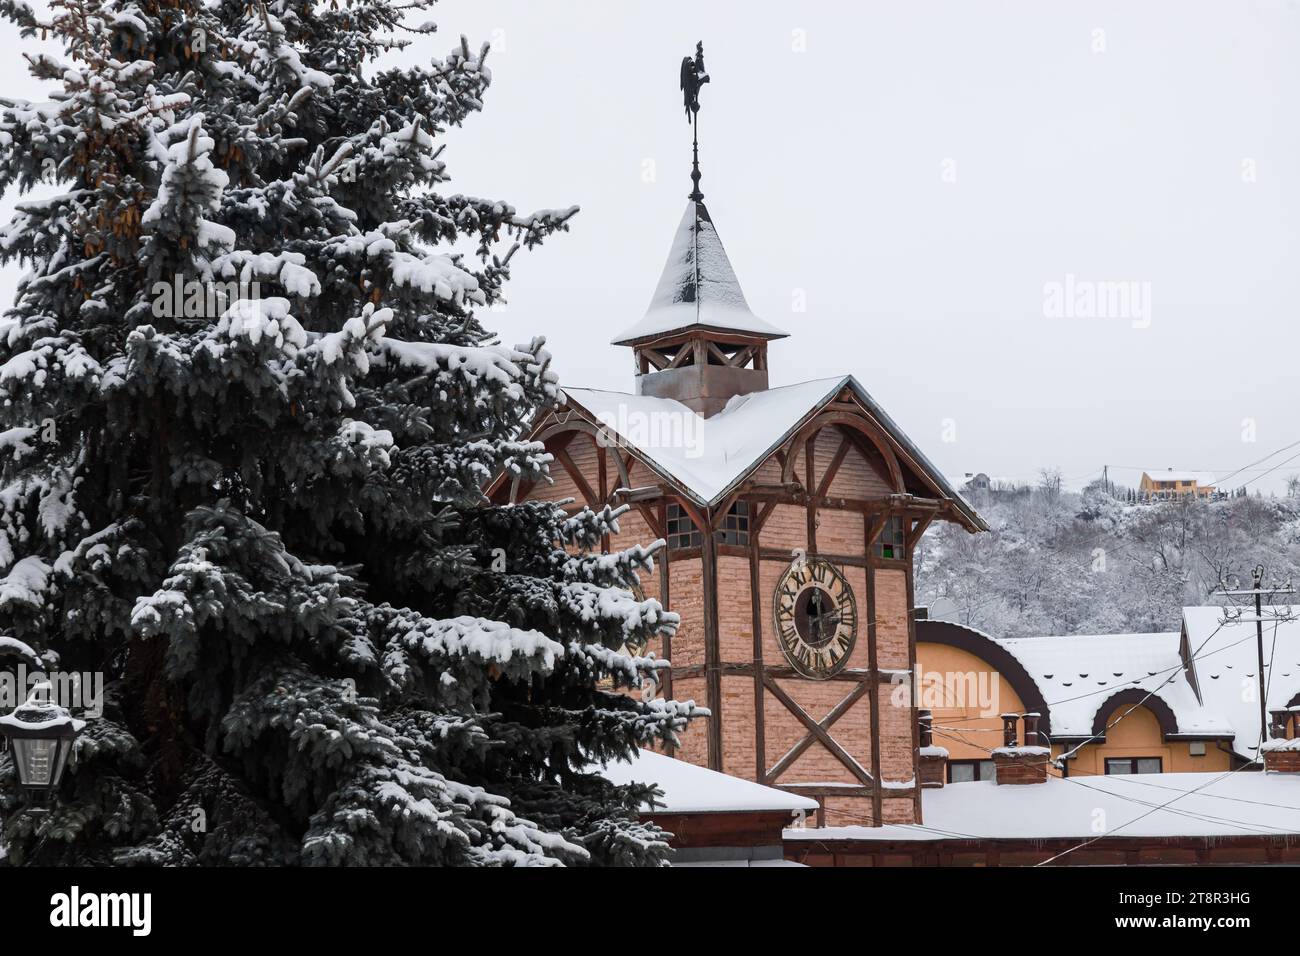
[0,681,84,804]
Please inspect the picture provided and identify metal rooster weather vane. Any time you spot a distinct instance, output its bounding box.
[680,41,710,201]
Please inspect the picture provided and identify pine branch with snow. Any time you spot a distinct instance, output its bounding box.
[0,0,698,866]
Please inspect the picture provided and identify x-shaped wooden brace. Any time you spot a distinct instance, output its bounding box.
[763,675,873,785]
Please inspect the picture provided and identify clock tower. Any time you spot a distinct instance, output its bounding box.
[488,45,986,826]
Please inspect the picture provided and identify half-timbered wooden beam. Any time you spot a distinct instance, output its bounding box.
[749,519,767,784]
[763,675,873,786]
[730,344,757,368]
[553,444,599,508]
[765,681,872,784]
[865,514,883,826]
[805,434,817,551]
[650,350,668,370]
[815,434,853,500]
[906,512,936,551]
[702,532,724,771]
[667,346,693,370]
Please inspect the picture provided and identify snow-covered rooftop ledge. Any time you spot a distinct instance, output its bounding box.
[599,750,817,815]
[784,823,949,843]
[786,772,1300,842]
[990,745,1049,757]
[1261,738,1300,752]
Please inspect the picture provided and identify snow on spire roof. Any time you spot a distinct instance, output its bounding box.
[611,201,788,345]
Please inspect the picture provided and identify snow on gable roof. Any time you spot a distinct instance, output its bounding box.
[995,631,1232,741]
[600,749,817,815]
[611,201,788,345]
[562,376,840,506]
[788,772,1300,841]
[1143,470,1216,485]
[1182,605,1300,760]
[561,375,986,530]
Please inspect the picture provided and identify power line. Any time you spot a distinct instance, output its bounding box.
[926,626,1260,720]
[1053,619,1226,764]
[929,729,1291,843]
[1033,760,1265,865]
[1030,610,1291,865]
[1210,437,1300,487]
[1240,448,1300,491]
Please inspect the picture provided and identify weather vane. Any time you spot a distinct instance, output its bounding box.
[679,41,710,202]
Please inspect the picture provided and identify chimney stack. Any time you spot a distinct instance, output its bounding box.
[1000,713,1018,748]
[992,713,1049,785]
[1262,708,1300,773]
[917,710,949,788]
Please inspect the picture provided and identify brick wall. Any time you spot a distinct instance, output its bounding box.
[992,751,1049,784]
[523,421,932,829]
[1264,749,1300,773]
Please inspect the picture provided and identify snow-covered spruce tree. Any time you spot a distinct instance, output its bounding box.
[0,0,699,865]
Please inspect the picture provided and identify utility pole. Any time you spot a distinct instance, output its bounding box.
[1216,566,1295,748]
[1252,567,1267,743]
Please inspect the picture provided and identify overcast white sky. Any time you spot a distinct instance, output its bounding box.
[3,1,1298,492]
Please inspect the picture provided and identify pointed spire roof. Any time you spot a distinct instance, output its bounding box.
[611,200,789,346]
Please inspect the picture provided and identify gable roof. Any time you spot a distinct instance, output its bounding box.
[559,374,986,531]
[994,630,1231,742]
[1182,605,1300,760]
[918,611,1300,758]
[611,201,788,346]
[1142,470,1215,485]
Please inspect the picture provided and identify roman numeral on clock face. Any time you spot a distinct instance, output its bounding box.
[772,557,858,679]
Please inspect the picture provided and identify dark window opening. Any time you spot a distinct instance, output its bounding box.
[948,759,997,783]
[666,502,702,549]
[714,501,749,546]
[874,515,906,559]
[1104,757,1163,775]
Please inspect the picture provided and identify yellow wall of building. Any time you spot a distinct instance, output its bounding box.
[1139,474,1214,498]
[917,642,1233,777]
[917,643,1025,765]
[1058,704,1232,777]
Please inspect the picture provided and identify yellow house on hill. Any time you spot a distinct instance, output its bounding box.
[1139,469,1215,499]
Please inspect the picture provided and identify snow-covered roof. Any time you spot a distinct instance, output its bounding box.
[600,749,817,815]
[564,377,842,505]
[995,631,1232,741]
[611,201,788,345]
[787,772,1300,841]
[561,375,987,531]
[1142,470,1215,485]
[1182,605,1300,760]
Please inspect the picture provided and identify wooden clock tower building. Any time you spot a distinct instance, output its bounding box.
[488,55,985,826]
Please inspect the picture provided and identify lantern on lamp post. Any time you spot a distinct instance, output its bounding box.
[0,682,84,805]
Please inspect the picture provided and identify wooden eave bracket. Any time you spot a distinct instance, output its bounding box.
[885,493,942,512]
[612,485,663,503]
[739,480,806,501]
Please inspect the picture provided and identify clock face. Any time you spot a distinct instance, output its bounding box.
[773,557,858,679]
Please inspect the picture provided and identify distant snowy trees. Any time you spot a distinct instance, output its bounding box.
[917,484,1300,638]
